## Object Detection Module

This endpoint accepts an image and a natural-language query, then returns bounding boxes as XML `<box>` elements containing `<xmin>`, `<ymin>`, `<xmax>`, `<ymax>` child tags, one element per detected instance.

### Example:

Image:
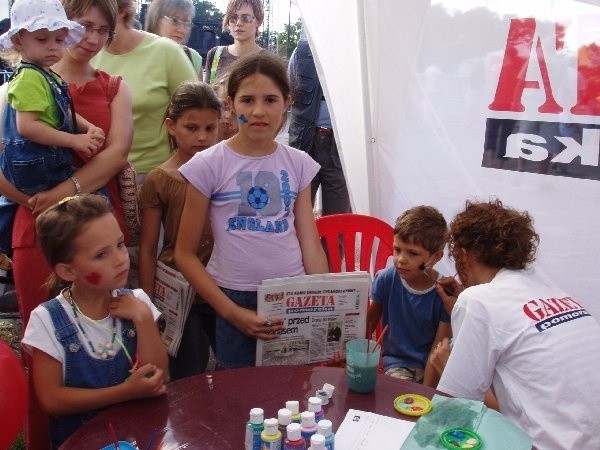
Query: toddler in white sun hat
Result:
<box><xmin>0</xmin><ymin>0</ymin><xmax>105</xmax><ymax>270</ymax></box>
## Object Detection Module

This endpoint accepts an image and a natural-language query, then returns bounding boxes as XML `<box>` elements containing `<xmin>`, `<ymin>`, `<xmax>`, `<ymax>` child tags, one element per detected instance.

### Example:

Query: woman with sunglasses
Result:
<box><xmin>144</xmin><ymin>0</ymin><xmax>203</xmax><ymax>78</ymax></box>
<box><xmin>203</xmin><ymin>0</ymin><xmax>265</xmax><ymax>84</ymax></box>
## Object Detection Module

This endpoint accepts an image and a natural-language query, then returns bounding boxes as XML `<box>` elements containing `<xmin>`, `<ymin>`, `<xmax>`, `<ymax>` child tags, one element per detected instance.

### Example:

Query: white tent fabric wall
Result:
<box><xmin>297</xmin><ymin>0</ymin><xmax>371</xmax><ymax>214</ymax></box>
<box><xmin>298</xmin><ymin>0</ymin><xmax>600</xmax><ymax>319</ymax></box>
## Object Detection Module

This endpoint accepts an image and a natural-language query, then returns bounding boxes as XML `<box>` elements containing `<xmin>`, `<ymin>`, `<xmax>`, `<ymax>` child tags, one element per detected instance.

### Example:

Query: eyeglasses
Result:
<box><xmin>162</xmin><ymin>16</ymin><xmax>192</xmax><ymax>29</ymax></box>
<box><xmin>228</xmin><ymin>13</ymin><xmax>255</xmax><ymax>24</ymax></box>
<box><xmin>79</xmin><ymin>22</ymin><xmax>113</xmax><ymax>37</ymax></box>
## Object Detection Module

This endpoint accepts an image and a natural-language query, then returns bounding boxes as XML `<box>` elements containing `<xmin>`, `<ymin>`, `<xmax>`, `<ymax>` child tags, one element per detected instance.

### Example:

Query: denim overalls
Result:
<box><xmin>0</xmin><ymin>63</ymin><xmax>75</xmax><ymax>253</ymax></box>
<box><xmin>43</xmin><ymin>289</ymin><xmax>137</xmax><ymax>448</ymax></box>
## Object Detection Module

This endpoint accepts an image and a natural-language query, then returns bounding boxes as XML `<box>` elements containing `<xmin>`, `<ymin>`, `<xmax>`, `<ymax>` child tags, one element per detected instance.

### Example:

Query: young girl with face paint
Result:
<box><xmin>139</xmin><ymin>81</ymin><xmax>220</xmax><ymax>380</ymax></box>
<box><xmin>175</xmin><ymin>52</ymin><xmax>329</xmax><ymax>369</ymax></box>
<box><xmin>21</xmin><ymin>194</ymin><xmax>168</xmax><ymax>448</ymax></box>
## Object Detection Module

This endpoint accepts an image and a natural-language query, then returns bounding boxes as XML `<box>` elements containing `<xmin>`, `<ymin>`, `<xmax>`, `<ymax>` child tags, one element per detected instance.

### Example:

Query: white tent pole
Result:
<box><xmin>356</xmin><ymin>0</ymin><xmax>376</xmax><ymax>215</ymax></box>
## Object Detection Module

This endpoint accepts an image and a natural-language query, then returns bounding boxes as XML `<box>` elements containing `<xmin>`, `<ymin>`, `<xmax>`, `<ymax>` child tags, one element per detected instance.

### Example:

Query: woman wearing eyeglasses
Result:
<box><xmin>92</xmin><ymin>0</ymin><xmax>196</xmax><ymax>179</ymax></box>
<box><xmin>204</xmin><ymin>0</ymin><xmax>265</xmax><ymax>85</ymax></box>
<box><xmin>144</xmin><ymin>0</ymin><xmax>203</xmax><ymax>78</ymax></box>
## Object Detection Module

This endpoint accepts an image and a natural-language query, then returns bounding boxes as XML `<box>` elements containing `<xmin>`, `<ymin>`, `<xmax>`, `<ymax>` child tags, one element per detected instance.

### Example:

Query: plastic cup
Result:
<box><xmin>345</xmin><ymin>338</ymin><xmax>380</xmax><ymax>393</ymax></box>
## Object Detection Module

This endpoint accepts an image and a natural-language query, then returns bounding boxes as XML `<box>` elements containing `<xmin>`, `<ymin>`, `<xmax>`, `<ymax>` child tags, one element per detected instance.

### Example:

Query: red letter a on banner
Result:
<box><xmin>489</xmin><ymin>18</ymin><xmax>562</xmax><ymax>113</ymax></box>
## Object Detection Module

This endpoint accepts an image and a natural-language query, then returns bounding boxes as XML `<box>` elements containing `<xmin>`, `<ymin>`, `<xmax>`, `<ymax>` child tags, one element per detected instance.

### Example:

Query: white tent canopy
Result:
<box><xmin>298</xmin><ymin>0</ymin><xmax>600</xmax><ymax>318</ymax></box>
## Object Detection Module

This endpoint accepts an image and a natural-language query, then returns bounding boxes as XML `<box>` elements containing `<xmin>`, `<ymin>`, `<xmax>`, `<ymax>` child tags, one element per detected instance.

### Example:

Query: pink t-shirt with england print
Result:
<box><xmin>179</xmin><ymin>141</ymin><xmax>320</xmax><ymax>291</ymax></box>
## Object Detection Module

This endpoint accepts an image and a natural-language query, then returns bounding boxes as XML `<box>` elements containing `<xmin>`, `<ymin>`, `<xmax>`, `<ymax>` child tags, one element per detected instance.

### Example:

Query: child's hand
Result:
<box><xmin>71</xmin><ymin>127</ymin><xmax>105</xmax><ymax>158</ymax></box>
<box><xmin>230</xmin><ymin>307</ymin><xmax>284</xmax><ymax>340</ymax></box>
<box><xmin>29</xmin><ymin>192</ymin><xmax>56</xmax><ymax>216</ymax></box>
<box><xmin>88</xmin><ymin>125</ymin><xmax>105</xmax><ymax>144</ymax></box>
<box><xmin>124</xmin><ymin>363</ymin><xmax>166</xmax><ymax>400</ymax></box>
<box><xmin>110</xmin><ymin>293</ymin><xmax>153</xmax><ymax>324</ymax></box>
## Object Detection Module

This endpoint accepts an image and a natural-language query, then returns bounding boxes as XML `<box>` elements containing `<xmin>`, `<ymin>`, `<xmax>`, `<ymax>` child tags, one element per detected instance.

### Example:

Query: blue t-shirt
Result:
<box><xmin>371</xmin><ymin>265</ymin><xmax>450</xmax><ymax>370</ymax></box>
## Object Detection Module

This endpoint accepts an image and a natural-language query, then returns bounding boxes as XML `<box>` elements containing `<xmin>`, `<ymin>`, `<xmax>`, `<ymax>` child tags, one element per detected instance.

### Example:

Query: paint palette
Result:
<box><xmin>393</xmin><ymin>393</ymin><xmax>432</xmax><ymax>416</ymax></box>
<box><xmin>440</xmin><ymin>428</ymin><xmax>483</xmax><ymax>449</ymax></box>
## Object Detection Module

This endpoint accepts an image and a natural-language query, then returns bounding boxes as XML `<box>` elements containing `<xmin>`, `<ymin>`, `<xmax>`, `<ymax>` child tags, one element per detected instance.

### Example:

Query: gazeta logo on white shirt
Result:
<box><xmin>522</xmin><ymin>296</ymin><xmax>591</xmax><ymax>332</ymax></box>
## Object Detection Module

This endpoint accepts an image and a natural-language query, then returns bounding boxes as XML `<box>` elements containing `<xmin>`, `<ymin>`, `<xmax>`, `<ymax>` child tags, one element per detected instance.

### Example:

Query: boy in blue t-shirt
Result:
<box><xmin>366</xmin><ymin>206</ymin><xmax>451</xmax><ymax>383</ymax></box>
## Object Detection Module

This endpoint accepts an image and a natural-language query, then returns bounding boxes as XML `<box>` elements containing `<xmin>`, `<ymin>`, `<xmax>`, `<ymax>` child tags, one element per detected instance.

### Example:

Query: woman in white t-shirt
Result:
<box><xmin>432</xmin><ymin>199</ymin><xmax>600</xmax><ymax>450</ymax></box>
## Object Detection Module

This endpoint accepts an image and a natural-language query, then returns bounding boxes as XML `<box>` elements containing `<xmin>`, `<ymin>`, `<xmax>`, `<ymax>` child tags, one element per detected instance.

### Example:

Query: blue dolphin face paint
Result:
<box><xmin>238</xmin><ymin>114</ymin><xmax>247</xmax><ymax>124</ymax></box>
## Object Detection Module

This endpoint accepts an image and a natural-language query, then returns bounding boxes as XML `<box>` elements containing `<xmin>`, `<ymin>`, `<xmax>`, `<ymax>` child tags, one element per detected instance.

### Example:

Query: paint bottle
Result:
<box><xmin>261</xmin><ymin>418</ymin><xmax>282</xmax><ymax>450</ymax></box>
<box><xmin>307</xmin><ymin>433</ymin><xmax>326</xmax><ymax>450</ymax></box>
<box><xmin>307</xmin><ymin>397</ymin><xmax>324</xmax><ymax>422</ymax></box>
<box><xmin>286</xmin><ymin>400</ymin><xmax>302</xmax><ymax>423</ymax></box>
<box><xmin>300</xmin><ymin>411</ymin><xmax>318</xmax><ymax>447</ymax></box>
<box><xmin>315</xmin><ymin>389</ymin><xmax>329</xmax><ymax>406</ymax></box>
<box><xmin>317</xmin><ymin>419</ymin><xmax>334</xmax><ymax>450</ymax></box>
<box><xmin>284</xmin><ymin>423</ymin><xmax>306</xmax><ymax>450</ymax></box>
<box><xmin>245</xmin><ymin>407</ymin><xmax>264</xmax><ymax>450</ymax></box>
<box><xmin>278</xmin><ymin>408</ymin><xmax>292</xmax><ymax>442</ymax></box>
<box><xmin>322</xmin><ymin>383</ymin><xmax>335</xmax><ymax>401</ymax></box>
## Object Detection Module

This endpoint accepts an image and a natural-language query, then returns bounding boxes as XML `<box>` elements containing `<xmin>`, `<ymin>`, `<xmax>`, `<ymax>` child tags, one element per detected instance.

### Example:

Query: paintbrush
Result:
<box><xmin>370</xmin><ymin>324</ymin><xmax>389</xmax><ymax>354</ymax></box>
<box><xmin>418</xmin><ymin>262</ymin><xmax>456</xmax><ymax>296</ymax></box>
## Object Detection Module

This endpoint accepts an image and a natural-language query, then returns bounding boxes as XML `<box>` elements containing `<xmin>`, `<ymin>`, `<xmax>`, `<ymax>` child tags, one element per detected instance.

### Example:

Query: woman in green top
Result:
<box><xmin>144</xmin><ymin>0</ymin><xmax>203</xmax><ymax>78</ymax></box>
<box><xmin>92</xmin><ymin>0</ymin><xmax>196</xmax><ymax>178</ymax></box>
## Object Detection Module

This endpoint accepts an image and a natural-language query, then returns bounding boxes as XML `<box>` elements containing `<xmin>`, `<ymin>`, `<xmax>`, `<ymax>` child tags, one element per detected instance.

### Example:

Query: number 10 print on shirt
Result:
<box><xmin>220</xmin><ymin>169</ymin><xmax>294</xmax><ymax>234</ymax></box>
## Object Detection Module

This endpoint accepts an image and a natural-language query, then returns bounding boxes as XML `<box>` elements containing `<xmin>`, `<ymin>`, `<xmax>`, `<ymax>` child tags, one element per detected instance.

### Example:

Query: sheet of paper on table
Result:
<box><xmin>335</xmin><ymin>409</ymin><xmax>415</xmax><ymax>449</ymax></box>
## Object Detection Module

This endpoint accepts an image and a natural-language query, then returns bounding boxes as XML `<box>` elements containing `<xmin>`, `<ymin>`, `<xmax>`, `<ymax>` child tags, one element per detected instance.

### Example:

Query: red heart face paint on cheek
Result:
<box><xmin>85</xmin><ymin>272</ymin><xmax>102</xmax><ymax>285</ymax></box>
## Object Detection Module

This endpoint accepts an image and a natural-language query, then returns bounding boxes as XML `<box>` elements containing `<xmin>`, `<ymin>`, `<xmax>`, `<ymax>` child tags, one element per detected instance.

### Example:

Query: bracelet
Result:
<box><xmin>70</xmin><ymin>176</ymin><xmax>82</xmax><ymax>194</ymax></box>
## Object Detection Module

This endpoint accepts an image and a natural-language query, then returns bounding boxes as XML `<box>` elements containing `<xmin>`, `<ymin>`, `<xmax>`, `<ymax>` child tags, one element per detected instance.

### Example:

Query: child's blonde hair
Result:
<box><xmin>36</xmin><ymin>194</ymin><xmax>113</xmax><ymax>296</ymax></box>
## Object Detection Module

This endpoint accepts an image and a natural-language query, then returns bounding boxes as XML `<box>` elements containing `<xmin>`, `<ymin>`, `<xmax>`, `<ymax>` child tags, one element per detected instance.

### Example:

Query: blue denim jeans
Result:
<box><xmin>43</xmin><ymin>289</ymin><xmax>137</xmax><ymax>448</ymax></box>
<box><xmin>216</xmin><ymin>288</ymin><xmax>258</xmax><ymax>369</ymax></box>
<box><xmin>169</xmin><ymin>301</ymin><xmax>216</xmax><ymax>380</ymax></box>
<box><xmin>0</xmin><ymin>63</ymin><xmax>75</xmax><ymax>253</ymax></box>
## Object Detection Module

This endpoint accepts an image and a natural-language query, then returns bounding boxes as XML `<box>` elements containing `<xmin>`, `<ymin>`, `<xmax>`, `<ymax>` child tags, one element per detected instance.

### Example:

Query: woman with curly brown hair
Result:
<box><xmin>432</xmin><ymin>199</ymin><xmax>600</xmax><ymax>450</ymax></box>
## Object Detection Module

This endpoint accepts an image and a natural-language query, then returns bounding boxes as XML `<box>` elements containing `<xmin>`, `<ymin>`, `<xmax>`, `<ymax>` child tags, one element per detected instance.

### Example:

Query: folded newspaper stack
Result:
<box><xmin>153</xmin><ymin>261</ymin><xmax>195</xmax><ymax>357</ymax></box>
<box><xmin>256</xmin><ymin>272</ymin><xmax>371</xmax><ymax>366</ymax></box>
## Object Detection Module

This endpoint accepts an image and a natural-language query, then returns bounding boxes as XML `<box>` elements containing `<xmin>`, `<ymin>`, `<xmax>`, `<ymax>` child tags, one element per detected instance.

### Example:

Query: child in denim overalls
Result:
<box><xmin>0</xmin><ymin>0</ymin><xmax>106</xmax><ymax>271</ymax></box>
<box><xmin>21</xmin><ymin>194</ymin><xmax>168</xmax><ymax>448</ymax></box>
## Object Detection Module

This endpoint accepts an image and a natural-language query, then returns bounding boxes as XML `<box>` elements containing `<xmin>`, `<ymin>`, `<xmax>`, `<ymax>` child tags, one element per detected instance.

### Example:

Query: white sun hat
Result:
<box><xmin>0</xmin><ymin>0</ymin><xmax>85</xmax><ymax>49</ymax></box>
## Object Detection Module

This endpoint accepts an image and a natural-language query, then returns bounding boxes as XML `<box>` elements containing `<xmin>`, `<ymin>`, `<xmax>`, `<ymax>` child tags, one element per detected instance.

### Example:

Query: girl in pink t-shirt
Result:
<box><xmin>176</xmin><ymin>52</ymin><xmax>328</xmax><ymax>368</ymax></box>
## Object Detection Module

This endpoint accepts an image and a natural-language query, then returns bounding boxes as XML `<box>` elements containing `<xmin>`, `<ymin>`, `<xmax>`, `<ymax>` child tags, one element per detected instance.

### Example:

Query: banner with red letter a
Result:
<box><xmin>299</xmin><ymin>0</ymin><xmax>600</xmax><ymax>317</ymax></box>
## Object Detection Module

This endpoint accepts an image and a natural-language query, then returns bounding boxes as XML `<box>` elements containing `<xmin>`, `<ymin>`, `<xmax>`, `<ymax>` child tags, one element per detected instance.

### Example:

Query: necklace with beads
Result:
<box><xmin>65</xmin><ymin>286</ymin><xmax>117</xmax><ymax>359</ymax></box>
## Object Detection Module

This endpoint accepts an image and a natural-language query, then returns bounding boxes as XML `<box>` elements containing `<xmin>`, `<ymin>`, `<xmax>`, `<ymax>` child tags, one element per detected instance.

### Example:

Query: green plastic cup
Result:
<box><xmin>346</xmin><ymin>338</ymin><xmax>380</xmax><ymax>393</ymax></box>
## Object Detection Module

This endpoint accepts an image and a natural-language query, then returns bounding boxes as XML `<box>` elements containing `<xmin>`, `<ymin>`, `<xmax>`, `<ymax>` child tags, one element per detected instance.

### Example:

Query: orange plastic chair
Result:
<box><xmin>315</xmin><ymin>213</ymin><xmax>394</xmax><ymax>337</ymax></box>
